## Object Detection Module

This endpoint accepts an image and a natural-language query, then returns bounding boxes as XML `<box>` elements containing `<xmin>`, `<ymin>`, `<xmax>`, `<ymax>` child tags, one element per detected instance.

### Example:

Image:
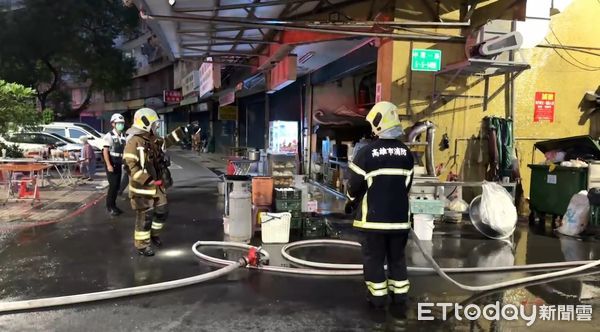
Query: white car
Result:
<box><xmin>45</xmin><ymin>132</ymin><xmax>102</xmax><ymax>161</ymax></box>
<box><xmin>41</xmin><ymin>122</ymin><xmax>106</xmax><ymax>150</ymax></box>
<box><xmin>0</xmin><ymin>132</ymin><xmax>101</xmax><ymax>160</ymax></box>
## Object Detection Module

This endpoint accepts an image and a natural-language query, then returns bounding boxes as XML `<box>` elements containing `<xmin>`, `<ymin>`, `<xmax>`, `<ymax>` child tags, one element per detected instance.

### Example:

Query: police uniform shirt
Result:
<box><xmin>103</xmin><ymin>129</ymin><xmax>126</xmax><ymax>165</ymax></box>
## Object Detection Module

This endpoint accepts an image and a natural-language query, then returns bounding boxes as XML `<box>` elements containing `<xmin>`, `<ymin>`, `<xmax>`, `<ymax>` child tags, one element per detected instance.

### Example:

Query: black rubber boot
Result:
<box><xmin>390</xmin><ymin>294</ymin><xmax>408</xmax><ymax>306</ymax></box>
<box><xmin>137</xmin><ymin>247</ymin><xmax>155</xmax><ymax>257</ymax></box>
<box><xmin>151</xmin><ymin>236</ymin><xmax>162</xmax><ymax>247</ymax></box>
<box><xmin>366</xmin><ymin>292</ymin><xmax>388</xmax><ymax>309</ymax></box>
<box><xmin>108</xmin><ymin>208</ymin><xmax>121</xmax><ymax>216</ymax></box>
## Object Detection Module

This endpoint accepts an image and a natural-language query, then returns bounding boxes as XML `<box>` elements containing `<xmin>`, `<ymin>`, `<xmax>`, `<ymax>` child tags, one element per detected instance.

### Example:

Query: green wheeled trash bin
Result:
<box><xmin>528</xmin><ymin>165</ymin><xmax>588</xmax><ymax>226</ymax></box>
<box><xmin>528</xmin><ymin>135</ymin><xmax>600</xmax><ymax>227</ymax></box>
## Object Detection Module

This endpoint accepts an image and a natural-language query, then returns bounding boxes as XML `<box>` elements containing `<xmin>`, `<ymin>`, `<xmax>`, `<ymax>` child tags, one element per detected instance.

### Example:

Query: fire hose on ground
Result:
<box><xmin>1</xmin><ymin>231</ymin><xmax>599</xmax><ymax>313</ymax></box>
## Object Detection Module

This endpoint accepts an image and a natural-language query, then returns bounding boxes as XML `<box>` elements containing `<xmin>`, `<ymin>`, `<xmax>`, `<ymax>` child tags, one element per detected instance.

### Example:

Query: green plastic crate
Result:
<box><xmin>275</xmin><ymin>208</ymin><xmax>300</xmax><ymax>219</ymax></box>
<box><xmin>290</xmin><ymin>217</ymin><xmax>302</xmax><ymax>229</ymax></box>
<box><xmin>275</xmin><ymin>188</ymin><xmax>301</xmax><ymax>200</ymax></box>
<box><xmin>302</xmin><ymin>217</ymin><xmax>327</xmax><ymax>238</ymax></box>
<box><xmin>275</xmin><ymin>199</ymin><xmax>301</xmax><ymax>211</ymax></box>
<box><xmin>410</xmin><ymin>199</ymin><xmax>444</xmax><ymax>215</ymax></box>
<box><xmin>288</xmin><ymin>209</ymin><xmax>302</xmax><ymax>219</ymax></box>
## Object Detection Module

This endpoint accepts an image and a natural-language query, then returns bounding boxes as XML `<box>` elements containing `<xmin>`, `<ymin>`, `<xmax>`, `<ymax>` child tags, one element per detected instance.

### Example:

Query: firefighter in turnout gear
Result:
<box><xmin>123</xmin><ymin>108</ymin><xmax>174</xmax><ymax>256</ymax></box>
<box><xmin>346</xmin><ymin>101</ymin><xmax>414</xmax><ymax>308</ymax></box>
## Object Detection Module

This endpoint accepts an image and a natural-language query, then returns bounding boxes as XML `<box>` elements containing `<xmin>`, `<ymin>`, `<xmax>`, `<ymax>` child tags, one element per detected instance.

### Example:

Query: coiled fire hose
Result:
<box><xmin>1</xmin><ymin>233</ymin><xmax>599</xmax><ymax>313</ymax></box>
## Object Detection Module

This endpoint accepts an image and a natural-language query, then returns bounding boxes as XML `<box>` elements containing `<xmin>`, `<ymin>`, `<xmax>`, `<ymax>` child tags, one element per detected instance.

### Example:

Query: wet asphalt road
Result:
<box><xmin>0</xmin><ymin>150</ymin><xmax>599</xmax><ymax>331</ymax></box>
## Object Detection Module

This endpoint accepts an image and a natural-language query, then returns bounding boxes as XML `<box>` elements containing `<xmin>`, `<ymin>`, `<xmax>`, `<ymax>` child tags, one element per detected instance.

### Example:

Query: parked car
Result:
<box><xmin>45</xmin><ymin>132</ymin><xmax>102</xmax><ymax>161</ymax></box>
<box><xmin>41</xmin><ymin>122</ymin><xmax>105</xmax><ymax>150</ymax></box>
<box><xmin>0</xmin><ymin>132</ymin><xmax>101</xmax><ymax>160</ymax></box>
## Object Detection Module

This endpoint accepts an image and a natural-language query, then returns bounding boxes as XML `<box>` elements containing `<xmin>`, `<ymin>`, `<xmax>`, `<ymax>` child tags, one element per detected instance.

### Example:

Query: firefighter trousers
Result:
<box><xmin>130</xmin><ymin>188</ymin><xmax>168</xmax><ymax>249</ymax></box>
<box><xmin>360</xmin><ymin>231</ymin><xmax>410</xmax><ymax>306</ymax></box>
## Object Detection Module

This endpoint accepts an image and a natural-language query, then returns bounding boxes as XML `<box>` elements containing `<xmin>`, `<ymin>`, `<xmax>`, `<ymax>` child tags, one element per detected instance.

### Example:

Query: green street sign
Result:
<box><xmin>411</xmin><ymin>49</ymin><xmax>442</xmax><ymax>72</ymax></box>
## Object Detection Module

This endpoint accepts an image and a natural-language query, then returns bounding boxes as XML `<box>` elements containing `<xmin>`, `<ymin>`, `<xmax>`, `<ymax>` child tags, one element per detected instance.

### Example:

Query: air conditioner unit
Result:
<box><xmin>465</xmin><ymin>24</ymin><xmax>523</xmax><ymax>59</ymax></box>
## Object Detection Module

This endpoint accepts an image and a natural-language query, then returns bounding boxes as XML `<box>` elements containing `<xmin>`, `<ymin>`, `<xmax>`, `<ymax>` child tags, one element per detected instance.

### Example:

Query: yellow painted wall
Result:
<box><xmin>388</xmin><ymin>0</ymin><xmax>600</xmax><ymax>200</ymax></box>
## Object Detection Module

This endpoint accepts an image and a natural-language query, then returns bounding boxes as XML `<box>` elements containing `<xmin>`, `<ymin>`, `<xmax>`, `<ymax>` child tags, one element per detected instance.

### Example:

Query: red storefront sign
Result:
<box><xmin>534</xmin><ymin>92</ymin><xmax>555</xmax><ymax>122</ymax></box>
<box><xmin>163</xmin><ymin>90</ymin><xmax>182</xmax><ymax>104</ymax></box>
<box><xmin>375</xmin><ymin>82</ymin><xmax>382</xmax><ymax>103</ymax></box>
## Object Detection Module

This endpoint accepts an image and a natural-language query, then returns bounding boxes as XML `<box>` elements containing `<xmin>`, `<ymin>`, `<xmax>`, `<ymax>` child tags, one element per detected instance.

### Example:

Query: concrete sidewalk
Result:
<box><xmin>0</xmin><ymin>176</ymin><xmax>106</xmax><ymax>225</ymax></box>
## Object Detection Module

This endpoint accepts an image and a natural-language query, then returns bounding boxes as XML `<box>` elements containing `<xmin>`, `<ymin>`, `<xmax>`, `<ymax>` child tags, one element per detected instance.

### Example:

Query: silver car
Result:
<box><xmin>0</xmin><ymin>132</ymin><xmax>101</xmax><ymax>161</ymax></box>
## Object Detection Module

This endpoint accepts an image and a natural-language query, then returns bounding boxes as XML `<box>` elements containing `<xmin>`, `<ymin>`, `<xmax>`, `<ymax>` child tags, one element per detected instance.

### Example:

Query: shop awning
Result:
<box><xmin>127</xmin><ymin>99</ymin><xmax>145</xmax><ymax>109</ymax></box>
<box><xmin>104</xmin><ymin>101</ymin><xmax>127</xmax><ymax>111</ymax></box>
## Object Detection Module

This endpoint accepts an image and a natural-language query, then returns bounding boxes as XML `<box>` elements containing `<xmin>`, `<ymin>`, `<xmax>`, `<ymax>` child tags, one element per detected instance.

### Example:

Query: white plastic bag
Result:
<box><xmin>557</xmin><ymin>191</ymin><xmax>589</xmax><ymax>236</ymax></box>
<box><xmin>480</xmin><ymin>182</ymin><xmax>517</xmax><ymax>235</ymax></box>
<box><xmin>448</xmin><ymin>198</ymin><xmax>469</xmax><ymax>212</ymax></box>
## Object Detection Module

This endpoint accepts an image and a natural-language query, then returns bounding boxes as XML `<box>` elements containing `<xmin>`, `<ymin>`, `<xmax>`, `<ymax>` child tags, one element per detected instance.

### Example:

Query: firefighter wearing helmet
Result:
<box><xmin>123</xmin><ymin>108</ymin><xmax>173</xmax><ymax>256</ymax></box>
<box><xmin>346</xmin><ymin>101</ymin><xmax>414</xmax><ymax>308</ymax></box>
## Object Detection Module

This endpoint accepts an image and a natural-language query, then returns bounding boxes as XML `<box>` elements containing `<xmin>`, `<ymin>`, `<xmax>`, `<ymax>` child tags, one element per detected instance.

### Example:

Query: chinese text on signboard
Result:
<box><xmin>534</xmin><ymin>92</ymin><xmax>555</xmax><ymax>122</ymax></box>
<box><xmin>199</xmin><ymin>57</ymin><xmax>221</xmax><ymax>97</ymax></box>
<box><xmin>219</xmin><ymin>105</ymin><xmax>237</xmax><ymax>121</ymax></box>
<box><xmin>411</xmin><ymin>49</ymin><xmax>442</xmax><ymax>72</ymax></box>
<box><xmin>163</xmin><ymin>90</ymin><xmax>182</xmax><ymax>104</ymax></box>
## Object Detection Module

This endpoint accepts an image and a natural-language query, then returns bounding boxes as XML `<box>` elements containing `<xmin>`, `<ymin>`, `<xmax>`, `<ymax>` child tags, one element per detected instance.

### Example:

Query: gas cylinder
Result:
<box><xmin>228</xmin><ymin>179</ymin><xmax>253</xmax><ymax>243</ymax></box>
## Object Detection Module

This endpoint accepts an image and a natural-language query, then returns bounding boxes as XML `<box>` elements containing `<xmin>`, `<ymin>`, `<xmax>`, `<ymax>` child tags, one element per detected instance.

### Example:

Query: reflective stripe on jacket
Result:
<box><xmin>124</xmin><ymin>132</ymin><xmax>158</xmax><ymax>197</ymax></box>
<box><xmin>346</xmin><ymin>139</ymin><xmax>414</xmax><ymax>232</ymax></box>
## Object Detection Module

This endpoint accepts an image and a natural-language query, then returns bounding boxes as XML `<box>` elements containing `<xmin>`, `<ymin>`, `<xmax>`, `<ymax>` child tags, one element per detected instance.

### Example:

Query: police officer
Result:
<box><xmin>103</xmin><ymin>113</ymin><xmax>127</xmax><ymax>216</ymax></box>
<box><xmin>346</xmin><ymin>101</ymin><xmax>414</xmax><ymax>308</ymax></box>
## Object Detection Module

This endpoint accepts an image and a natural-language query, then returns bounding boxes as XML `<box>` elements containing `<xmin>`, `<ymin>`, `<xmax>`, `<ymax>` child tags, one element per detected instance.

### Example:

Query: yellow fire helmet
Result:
<box><xmin>133</xmin><ymin>107</ymin><xmax>159</xmax><ymax>132</ymax></box>
<box><xmin>366</xmin><ymin>101</ymin><xmax>401</xmax><ymax>136</ymax></box>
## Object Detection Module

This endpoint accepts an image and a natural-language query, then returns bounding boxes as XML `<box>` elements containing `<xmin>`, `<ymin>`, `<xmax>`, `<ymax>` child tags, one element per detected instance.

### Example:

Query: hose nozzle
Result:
<box><xmin>244</xmin><ymin>246</ymin><xmax>268</xmax><ymax>267</ymax></box>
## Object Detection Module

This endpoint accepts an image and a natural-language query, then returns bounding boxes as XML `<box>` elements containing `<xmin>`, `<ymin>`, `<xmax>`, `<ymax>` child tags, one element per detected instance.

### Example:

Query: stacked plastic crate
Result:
<box><xmin>274</xmin><ymin>188</ymin><xmax>302</xmax><ymax>230</ymax></box>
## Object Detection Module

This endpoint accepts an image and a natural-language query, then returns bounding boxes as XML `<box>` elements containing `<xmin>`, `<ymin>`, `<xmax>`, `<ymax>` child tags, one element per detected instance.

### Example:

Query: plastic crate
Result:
<box><xmin>290</xmin><ymin>217</ymin><xmax>302</xmax><ymax>229</ymax></box>
<box><xmin>286</xmin><ymin>209</ymin><xmax>301</xmax><ymax>219</ymax></box>
<box><xmin>260</xmin><ymin>212</ymin><xmax>291</xmax><ymax>243</ymax></box>
<box><xmin>302</xmin><ymin>217</ymin><xmax>327</xmax><ymax>238</ymax></box>
<box><xmin>410</xmin><ymin>199</ymin><xmax>444</xmax><ymax>215</ymax></box>
<box><xmin>275</xmin><ymin>199</ymin><xmax>301</xmax><ymax>211</ymax></box>
<box><xmin>275</xmin><ymin>187</ymin><xmax>301</xmax><ymax>200</ymax></box>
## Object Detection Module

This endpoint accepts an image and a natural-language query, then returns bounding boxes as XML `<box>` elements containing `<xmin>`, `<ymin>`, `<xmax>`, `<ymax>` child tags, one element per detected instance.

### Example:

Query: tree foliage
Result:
<box><xmin>0</xmin><ymin>80</ymin><xmax>40</xmax><ymax>135</ymax></box>
<box><xmin>0</xmin><ymin>0</ymin><xmax>139</xmax><ymax>110</ymax></box>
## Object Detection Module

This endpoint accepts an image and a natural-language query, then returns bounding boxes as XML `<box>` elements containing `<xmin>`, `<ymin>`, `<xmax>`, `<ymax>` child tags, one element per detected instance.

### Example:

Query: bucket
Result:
<box><xmin>413</xmin><ymin>214</ymin><xmax>435</xmax><ymax>240</ymax></box>
<box><xmin>260</xmin><ymin>212</ymin><xmax>292</xmax><ymax>244</ymax></box>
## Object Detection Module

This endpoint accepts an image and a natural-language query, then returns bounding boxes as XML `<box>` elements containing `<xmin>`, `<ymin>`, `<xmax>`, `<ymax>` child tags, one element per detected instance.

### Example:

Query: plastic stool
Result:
<box><xmin>18</xmin><ymin>177</ymin><xmax>39</xmax><ymax>199</ymax></box>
